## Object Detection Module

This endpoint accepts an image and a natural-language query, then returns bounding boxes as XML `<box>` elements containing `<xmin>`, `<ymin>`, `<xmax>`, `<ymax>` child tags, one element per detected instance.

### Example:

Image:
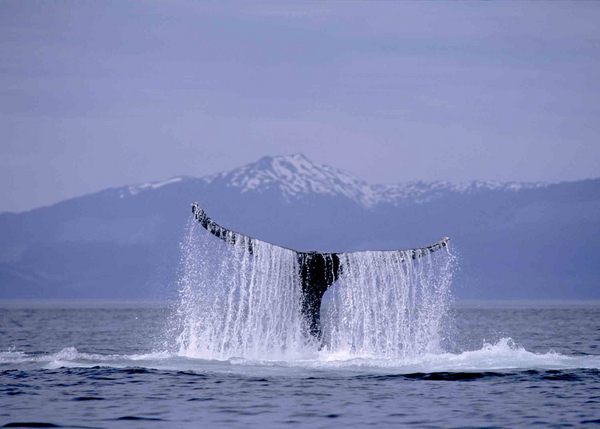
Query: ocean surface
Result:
<box><xmin>1</xmin><ymin>300</ymin><xmax>599</xmax><ymax>428</ymax></box>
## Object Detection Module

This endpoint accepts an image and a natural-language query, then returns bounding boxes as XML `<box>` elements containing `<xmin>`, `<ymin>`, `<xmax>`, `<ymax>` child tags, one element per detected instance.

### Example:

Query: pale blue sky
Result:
<box><xmin>1</xmin><ymin>1</ymin><xmax>600</xmax><ymax>212</ymax></box>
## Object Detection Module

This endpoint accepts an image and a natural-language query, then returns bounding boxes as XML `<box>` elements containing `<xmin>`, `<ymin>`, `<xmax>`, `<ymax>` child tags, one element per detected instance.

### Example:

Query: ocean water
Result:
<box><xmin>1</xmin><ymin>300</ymin><xmax>599</xmax><ymax>428</ymax></box>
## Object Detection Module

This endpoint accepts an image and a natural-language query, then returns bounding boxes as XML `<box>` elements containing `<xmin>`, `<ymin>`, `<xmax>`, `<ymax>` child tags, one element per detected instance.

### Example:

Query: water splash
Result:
<box><xmin>321</xmin><ymin>250</ymin><xmax>455</xmax><ymax>359</ymax></box>
<box><xmin>175</xmin><ymin>220</ymin><xmax>308</xmax><ymax>360</ymax></box>
<box><xmin>174</xmin><ymin>219</ymin><xmax>455</xmax><ymax>360</ymax></box>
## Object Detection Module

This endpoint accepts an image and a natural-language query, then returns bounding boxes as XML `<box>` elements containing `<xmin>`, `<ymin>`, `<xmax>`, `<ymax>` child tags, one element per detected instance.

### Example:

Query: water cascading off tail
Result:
<box><xmin>174</xmin><ymin>218</ymin><xmax>455</xmax><ymax>361</ymax></box>
<box><xmin>321</xmin><ymin>250</ymin><xmax>455</xmax><ymax>359</ymax></box>
<box><xmin>175</xmin><ymin>219</ymin><xmax>308</xmax><ymax>360</ymax></box>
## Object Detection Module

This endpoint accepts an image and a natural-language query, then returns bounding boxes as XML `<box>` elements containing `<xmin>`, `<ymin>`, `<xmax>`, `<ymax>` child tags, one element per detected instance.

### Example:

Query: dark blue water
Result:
<box><xmin>1</xmin><ymin>301</ymin><xmax>599</xmax><ymax>428</ymax></box>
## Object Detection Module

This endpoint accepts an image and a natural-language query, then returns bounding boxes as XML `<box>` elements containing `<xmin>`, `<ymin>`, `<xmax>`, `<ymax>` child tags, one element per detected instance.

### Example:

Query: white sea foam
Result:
<box><xmin>2</xmin><ymin>338</ymin><xmax>599</xmax><ymax>374</ymax></box>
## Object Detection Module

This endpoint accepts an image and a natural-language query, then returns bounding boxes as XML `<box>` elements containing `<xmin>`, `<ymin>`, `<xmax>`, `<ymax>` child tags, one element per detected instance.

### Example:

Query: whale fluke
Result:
<box><xmin>191</xmin><ymin>202</ymin><xmax>449</xmax><ymax>339</ymax></box>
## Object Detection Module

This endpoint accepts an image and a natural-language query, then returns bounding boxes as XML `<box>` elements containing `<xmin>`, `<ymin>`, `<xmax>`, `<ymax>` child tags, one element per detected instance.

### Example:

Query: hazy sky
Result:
<box><xmin>2</xmin><ymin>1</ymin><xmax>600</xmax><ymax>212</ymax></box>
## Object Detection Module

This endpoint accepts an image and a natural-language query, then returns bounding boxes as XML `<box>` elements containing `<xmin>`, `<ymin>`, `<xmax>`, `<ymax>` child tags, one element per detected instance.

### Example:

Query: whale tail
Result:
<box><xmin>191</xmin><ymin>202</ymin><xmax>449</xmax><ymax>339</ymax></box>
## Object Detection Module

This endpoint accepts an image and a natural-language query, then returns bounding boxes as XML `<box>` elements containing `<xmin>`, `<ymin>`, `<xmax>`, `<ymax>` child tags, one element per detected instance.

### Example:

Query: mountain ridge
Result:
<box><xmin>1</xmin><ymin>154</ymin><xmax>573</xmax><ymax>216</ymax></box>
<box><xmin>114</xmin><ymin>154</ymin><xmax>552</xmax><ymax>209</ymax></box>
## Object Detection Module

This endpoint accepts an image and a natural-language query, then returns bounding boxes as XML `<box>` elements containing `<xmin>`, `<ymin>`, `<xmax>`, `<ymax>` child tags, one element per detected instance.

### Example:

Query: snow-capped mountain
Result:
<box><xmin>203</xmin><ymin>154</ymin><xmax>379</xmax><ymax>206</ymax></box>
<box><xmin>0</xmin><ymin>154</ymin><xmax>598</xmax><ymax>301</ymax></box>
<box><xmin>203</xmin><ymin>154</ymin><xmax>547</xmax><ymax>206</ymax></box>
<box><xmin>118</xmin><ymin>154</ymin><xmax>547</xmax><ymax>207</ymax></box>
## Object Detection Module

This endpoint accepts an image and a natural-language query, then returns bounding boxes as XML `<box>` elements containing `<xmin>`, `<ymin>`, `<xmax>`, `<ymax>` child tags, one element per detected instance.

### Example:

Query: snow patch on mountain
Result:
<box><xmin>121</xmin><ymin>177</ymin><xmax>186</xmax><ymax>198</ymax></box>
<box><xmin>377</xmin><ymin>180</ymin><xmax>546</xmax><ymax>205</ymax></box>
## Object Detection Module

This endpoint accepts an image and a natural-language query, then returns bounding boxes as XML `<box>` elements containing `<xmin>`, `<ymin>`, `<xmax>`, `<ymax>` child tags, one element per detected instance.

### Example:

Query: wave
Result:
<box><xmin>0</xmin><ymin>347</ymin><xmax>171</xmax><ymax>369</ymax></box>
<box><xmin>2</xmin><ymin>338</ymin><xmax>599</xmax><ymax>375</ymax></box>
